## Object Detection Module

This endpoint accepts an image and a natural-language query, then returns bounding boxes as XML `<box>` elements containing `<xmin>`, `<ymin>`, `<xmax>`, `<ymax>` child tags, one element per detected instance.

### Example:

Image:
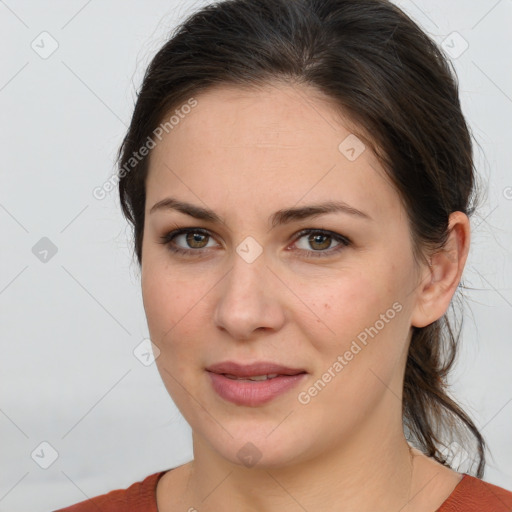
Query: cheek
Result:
<box><xmin>304</xmin><ymin>268</ymin><xmax>409</xmax><ymax>377</ymax></box>
<box><xmin>300</xmin><ymin>278</ymin><xmax>409</xmax><ymax>419</ymax></box>
<box><xmin>141</xmin><ymin>263</ymin><xmax>217</xmax><ymax>373</ymax></box>
<box><xmin>142</xmin><ymin>277</ymin><xmax>221</xmax><ymax>433</ymax></box>
<box><xmin>301</xmin><ymin>270</ymin><xmax>386</xmax><ymax>345</ymax></box>
<box><xmin>142</xmin><ymin>269</ymin><xmax>201</xmax><ymax>405</ymax></box>
<box><xmin>142</xmin><ymin>264</ymin><xmax>194</xmax><ymax>347</ymax></box>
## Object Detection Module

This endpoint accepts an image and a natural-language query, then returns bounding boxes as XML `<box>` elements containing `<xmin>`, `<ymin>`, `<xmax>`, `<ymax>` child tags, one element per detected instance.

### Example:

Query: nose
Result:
<box><xmin>213</xmin><ymin>249</ymin><xmax>286</xmax><ymax>341</ymax></box>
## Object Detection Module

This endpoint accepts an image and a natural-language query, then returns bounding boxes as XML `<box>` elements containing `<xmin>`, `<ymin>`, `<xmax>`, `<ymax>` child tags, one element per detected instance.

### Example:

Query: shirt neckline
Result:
<box><xmin>435</xmin><ymin>473</ymin><xmax>470</xmax><ymax>511</ymax></box>
<box><xmin>152</xmin><ymin>470</ymin><xmax>471</xmax><ymax>511</ymax></box>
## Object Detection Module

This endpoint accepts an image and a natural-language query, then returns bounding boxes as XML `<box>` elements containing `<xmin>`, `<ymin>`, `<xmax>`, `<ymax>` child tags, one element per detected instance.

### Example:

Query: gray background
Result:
<box><xmin>0</xmin><ymin>1</ymin><xmax>511</xmax><ymax>510</ymax></box>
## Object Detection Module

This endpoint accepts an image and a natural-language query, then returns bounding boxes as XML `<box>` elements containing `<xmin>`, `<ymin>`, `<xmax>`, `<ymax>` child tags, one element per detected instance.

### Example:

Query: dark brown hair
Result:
<box><xmin>117</xmin><ymin>0</ymin><xmax>485</xmax><ymax>476</ymax></box>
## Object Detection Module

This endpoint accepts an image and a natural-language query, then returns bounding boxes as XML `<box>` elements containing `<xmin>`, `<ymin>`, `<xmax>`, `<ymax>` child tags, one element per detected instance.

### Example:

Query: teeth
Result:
<box><xmin>224</xmin><ymin>373</ymin><xmax>279</xmax><ymax>381</ymax></box>
<box><xmin>248</xmin><ymin>374</ymin><xmax>279</xmax><ymax>381</ymax></box>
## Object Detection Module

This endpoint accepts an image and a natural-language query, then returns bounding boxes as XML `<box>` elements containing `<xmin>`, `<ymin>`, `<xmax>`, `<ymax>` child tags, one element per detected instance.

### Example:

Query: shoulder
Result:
<box><xmin>438</xmin><ymin>474</ymin><xmax>512</xmax><ymax>511</ymax></box>
<box><xmin>53</xmin><ymin>471</ymin><xmax>168</xmax><ymax>512</ymax></box>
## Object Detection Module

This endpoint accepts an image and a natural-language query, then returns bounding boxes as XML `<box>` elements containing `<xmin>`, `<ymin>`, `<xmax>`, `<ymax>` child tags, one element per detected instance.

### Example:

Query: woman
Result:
<box><xmin>56</xmin><ymin>0</ymin><xmax>512</xmax><ymax>510</ymax></box>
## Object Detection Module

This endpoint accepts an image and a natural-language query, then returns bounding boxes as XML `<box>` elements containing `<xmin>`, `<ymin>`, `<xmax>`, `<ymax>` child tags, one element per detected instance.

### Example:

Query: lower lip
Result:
<box><xmin>207</xmin><ymin>371</ymin><xmax>307</xmax><ymax>406</ymax></box>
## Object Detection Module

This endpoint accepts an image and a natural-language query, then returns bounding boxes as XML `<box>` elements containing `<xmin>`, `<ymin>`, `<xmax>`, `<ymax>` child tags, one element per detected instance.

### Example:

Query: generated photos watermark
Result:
<box><xmin>297</xmin><ymin>301</ymin><xmax>403</xmax><ymax>404</ymax></box>
<box><xmin>92</xmin><ymin>97</ymin><xmax>198</xmax><ymax>200</ymax></box>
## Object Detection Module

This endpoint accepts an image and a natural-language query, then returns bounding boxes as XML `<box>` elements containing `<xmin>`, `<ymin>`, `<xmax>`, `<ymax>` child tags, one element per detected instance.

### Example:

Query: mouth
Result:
<box><xmin>205</xmin><ymin>361</ymin><xmax>308</xmax><ymax>406</ymax></box>
<box><xmin>221</xmin><ymin>373</ymin><xmax>290</xmax><ymax>381</ymax></box>
<box><xmin>205</xmin><ymin>360</ymin><xmax>307</xmax><ymax>378</ymax></box>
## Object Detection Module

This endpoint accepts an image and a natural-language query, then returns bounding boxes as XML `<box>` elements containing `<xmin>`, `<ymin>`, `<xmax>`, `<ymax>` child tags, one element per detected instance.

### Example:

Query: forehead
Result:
<box><xmin>146</xmin><ymin>82</ymin><xmax>402</xmax><ymax>224</ymax></box>
<box><xmin>157</xmin><ymin>82</ymin><xmax>363</xmax><ymax>154</ymax></box>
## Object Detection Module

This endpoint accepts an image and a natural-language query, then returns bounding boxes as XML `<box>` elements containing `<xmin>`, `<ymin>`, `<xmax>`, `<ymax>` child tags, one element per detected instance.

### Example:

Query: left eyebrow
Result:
<box><xmin>148</xmin><ymin>197</ymin><xmax>372</xmax><ymax>227</ymax></box>
<box><xmin>270</xmin><ymin>200</ymin><xmax>372</xmax><ymax>228</ymax></box>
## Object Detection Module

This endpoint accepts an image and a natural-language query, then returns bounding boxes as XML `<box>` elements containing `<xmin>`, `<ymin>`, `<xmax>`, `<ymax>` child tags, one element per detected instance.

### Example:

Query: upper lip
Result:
<box><xmin>206</xmin><ymin>361</ymin><xmax>307</xmax><ymax>377</ymax></box>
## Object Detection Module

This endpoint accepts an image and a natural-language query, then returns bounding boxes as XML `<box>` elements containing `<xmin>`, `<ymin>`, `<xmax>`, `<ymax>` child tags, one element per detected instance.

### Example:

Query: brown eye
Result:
<box><xmin>159</xmin><ymin>228</ymin><xmax>218</xmax><ymax>256</ymax></box>
<box><xmin>292</xmin><ymin>229</ymin><xmax>351</xmax><ymax>258</ymax></box>
<box><xmin>185</xmin><ymin>231</ymin><xmax>209</xmax><ymax>249</ymax></box>
<box><xmin>307</xmin><ymin>233</ymin><xmax>332</xmax><ymax>251</ymax></box>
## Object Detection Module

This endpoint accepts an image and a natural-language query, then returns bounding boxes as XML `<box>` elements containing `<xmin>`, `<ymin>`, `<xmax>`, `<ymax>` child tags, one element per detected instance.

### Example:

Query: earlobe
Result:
<box><xmin>411</xmin><ymin>211</ymin><xmax>470</xmax><ymax>328</ymax></box>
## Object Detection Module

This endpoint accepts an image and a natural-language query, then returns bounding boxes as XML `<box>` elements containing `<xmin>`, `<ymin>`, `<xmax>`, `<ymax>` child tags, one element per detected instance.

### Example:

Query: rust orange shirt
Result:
<box><xmin>54</xmin><ymin>471</ymin><xmax>512</xmax><ymax>511</ymax></box>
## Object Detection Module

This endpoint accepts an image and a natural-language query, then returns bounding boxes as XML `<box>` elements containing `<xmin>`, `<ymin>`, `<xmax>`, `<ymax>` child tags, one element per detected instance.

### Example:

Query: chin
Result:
<box><xmin>202</xmin><ymin>428</ymin><xmax>313</xmax><ymax>470</ymax></box>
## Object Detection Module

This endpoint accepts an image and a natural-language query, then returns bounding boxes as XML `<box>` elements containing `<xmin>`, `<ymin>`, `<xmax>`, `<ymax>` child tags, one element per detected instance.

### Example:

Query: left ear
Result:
<box><xmin>410</xmin><ymin>211</ymin><xmax>470</xmax><ymax>328</ymax></box>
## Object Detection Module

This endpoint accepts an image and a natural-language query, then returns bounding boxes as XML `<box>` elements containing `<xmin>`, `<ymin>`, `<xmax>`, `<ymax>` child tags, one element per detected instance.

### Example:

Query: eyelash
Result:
<box><xmin>158</xmin><ymin>227</ymin><xmax>351</xmax><ymax>259</ymax></box>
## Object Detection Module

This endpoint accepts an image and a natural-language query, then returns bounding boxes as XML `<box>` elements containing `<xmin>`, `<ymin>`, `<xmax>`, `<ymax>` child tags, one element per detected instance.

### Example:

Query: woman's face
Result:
<box><xmin>141</xmin><ymin>82</ymin><xmax>427</xmax><ymax>468</ymax></box>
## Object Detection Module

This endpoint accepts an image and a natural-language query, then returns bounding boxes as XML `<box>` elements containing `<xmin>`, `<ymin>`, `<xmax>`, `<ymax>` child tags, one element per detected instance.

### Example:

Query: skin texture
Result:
<box><xmin>141</xmin><ymin>82</ymin><xmax>469</xmax><ymax>512</ymax></box>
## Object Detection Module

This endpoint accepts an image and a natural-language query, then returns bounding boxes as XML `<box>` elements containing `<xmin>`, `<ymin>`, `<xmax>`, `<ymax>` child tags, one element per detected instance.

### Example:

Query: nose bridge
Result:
<box><xmin>223</xmin><ymin>232</ymin><xmax>267</xmax><ymax>292</ymax></box>
<box><xmin>222</xmin><ymin>242</ymin><xmax>269</xmax><ymax>309</ymax></box>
